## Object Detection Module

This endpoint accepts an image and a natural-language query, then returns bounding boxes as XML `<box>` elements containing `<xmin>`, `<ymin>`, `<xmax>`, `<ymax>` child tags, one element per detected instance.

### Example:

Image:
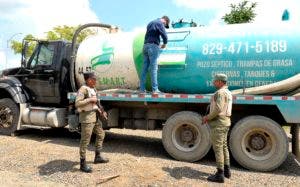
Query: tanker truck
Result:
<box><xmin>0</xmin><ymin>21</ymin><xmax>299</xmax><ymax>172</ymax></box>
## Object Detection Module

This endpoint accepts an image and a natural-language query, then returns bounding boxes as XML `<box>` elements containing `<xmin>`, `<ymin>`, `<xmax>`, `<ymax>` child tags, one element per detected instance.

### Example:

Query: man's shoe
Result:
<box><xmin>207</xmin><ymin>168</ymin><xmax>224</xmax><ymax>183</ymax></box>
<box><xmin>80</xmin><ymin>158</ymin><xmax>92</xmax><ymax>173</ymax></box>
<box><xmin>94</xmin><ymin>151</ymin><xmax>109</xmax><ymax>164</ymax></box>
<box><xmin>152</xmin><ymin>90</ymin><xmax>162</xmax><ymax>94</ymax></box>
<box><xmin>224</xmin><ymin>165</ymin><xmax>231</xmax><ymax>178</ymax></box>
<box><xmin>139</xmin><ymin>90</ymin><xmax>147</xmax><ymax>94</ymax></box>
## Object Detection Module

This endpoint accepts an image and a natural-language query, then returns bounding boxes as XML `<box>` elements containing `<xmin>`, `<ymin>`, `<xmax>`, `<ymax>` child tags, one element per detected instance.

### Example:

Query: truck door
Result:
<box><xmin>23</xmin><ymin>42</ymin><xmax>57</xmax><ymax>103</ymax></box>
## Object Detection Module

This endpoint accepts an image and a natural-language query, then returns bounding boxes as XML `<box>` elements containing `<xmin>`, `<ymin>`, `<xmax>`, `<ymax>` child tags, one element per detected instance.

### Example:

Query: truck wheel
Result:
<box><xmin>229</xmin><ymin>115</ymin><xmax>288</xmax><ymax>171</ymax></box>
<box><xmin>0</xmin><ymin>98</ymin><xmax>19</xmax><ymax>136</ymax></box>
<box><xmin>162</xmin><ymin>111</ymin><xmax>211</xmax><ymax>162</ymax></box>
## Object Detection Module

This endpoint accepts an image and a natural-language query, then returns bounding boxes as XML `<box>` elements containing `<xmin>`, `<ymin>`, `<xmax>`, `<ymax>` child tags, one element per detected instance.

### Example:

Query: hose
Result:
<box><xmin>70</xmin><ymin>23</ymin><xmax>112</xmax><ymax>92</ymax></box>
<box><xmin>286</xmin><ymin>87</ymin><xmax>300</xmax><ymax>96</ymax></box>
<box><xmin>293</xmin><ymin>93</ymin><xmax>300</xmax><ymax>96</ymax></box>
<box><xmin>231</xmin><ymin>73</ymin><xmax>300</xmax><ymax>95</ymax></box>
<box><xmin>99</xmin><ymin>89</ymin><xmax>140</xmax><ymax>94</ymax></box>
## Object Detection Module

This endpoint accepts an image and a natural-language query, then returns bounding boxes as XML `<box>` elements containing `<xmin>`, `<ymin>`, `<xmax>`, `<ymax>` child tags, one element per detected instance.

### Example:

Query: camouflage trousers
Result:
<box><xmin>210</xmin><ymin>124</ymin><xmax>230</xmax><ymax>169</ymax></box>
<box><xmin>80</xmin><ymin>121</ymin><xmax>105</xmax><ymax>159</ymax></box>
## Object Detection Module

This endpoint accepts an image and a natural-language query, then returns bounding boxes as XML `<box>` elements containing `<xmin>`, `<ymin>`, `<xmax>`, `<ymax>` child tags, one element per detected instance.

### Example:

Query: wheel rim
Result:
<box><xmin>171</xmin><ymin>123</ymin><xmax>201</xmax><ymax>152</ymax></box>
<box><xmin>241</xmin><ymin>128</ymin><xmax>276</xmax><ymax>161</ymax></box>
<box><xmin>0</xmin><ymin>106</ymin><xmax>13</xmax><ymax>128</ymax></box>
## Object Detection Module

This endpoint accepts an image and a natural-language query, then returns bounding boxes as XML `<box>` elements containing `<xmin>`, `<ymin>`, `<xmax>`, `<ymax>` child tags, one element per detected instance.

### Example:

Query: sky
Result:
<box><xmin>0</xmin><ymin>0</ymin><xmax>299</xmax><ymax>70</ymax></box>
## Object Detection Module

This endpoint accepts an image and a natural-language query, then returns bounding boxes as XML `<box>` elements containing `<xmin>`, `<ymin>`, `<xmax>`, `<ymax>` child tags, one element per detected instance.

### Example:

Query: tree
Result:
<box><xmin>10</xmin><ymin>25</ymin><xmax>96</xmax><ymax>55</ymax></box>
<box><xmin>222</xmin><ymin>0</ymin><xmax>257</xmax><ymax>24</ymax></box>
<box><xmin>45</xmin><ymin>25</ymin><xmax>95</xmax><ymax>42</ymax></box>
<box><xmin>10</xmin><ymin>34</ymin><xmax>35</xmax><ymax>57</ymax></box>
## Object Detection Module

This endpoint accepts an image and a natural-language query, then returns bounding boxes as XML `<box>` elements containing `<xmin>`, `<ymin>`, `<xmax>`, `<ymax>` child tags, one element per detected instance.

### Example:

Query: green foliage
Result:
<box><xmin>222</xmin><ymin>0</ymin><xmax>257</xmax><ymax>24</ymax></box>
<box><xmin>11</xmin><ymin>34</ymin><xmax>35</xmax><ymax>57</ymax></box>
<box><xmin>45</xmin><ymin>25</ymin><xmax>96</xmax><ymax>43</ymax></box>
<box><xmin>10</xmin><ymin>25</ymin><xmax>96</xmax><ymax>55</ymax></box>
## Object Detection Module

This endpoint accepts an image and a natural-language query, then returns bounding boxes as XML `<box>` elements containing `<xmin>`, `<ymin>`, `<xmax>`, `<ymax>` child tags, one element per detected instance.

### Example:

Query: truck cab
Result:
<box><xmin>2</xmin><ymin>40</ymin><xmax>71</xmax><ymax>106</ymax></box>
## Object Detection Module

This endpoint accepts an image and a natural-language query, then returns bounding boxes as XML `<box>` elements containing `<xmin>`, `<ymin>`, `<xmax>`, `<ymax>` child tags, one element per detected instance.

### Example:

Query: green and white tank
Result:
<box><xmin>75</xmin><ymin>22</ymin><xmax>300</xmax><ymax>95</ymax></box>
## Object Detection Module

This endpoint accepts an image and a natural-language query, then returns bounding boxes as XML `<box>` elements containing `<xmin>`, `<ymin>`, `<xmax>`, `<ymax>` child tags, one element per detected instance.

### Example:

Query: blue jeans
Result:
<box><xmin>140</xmin><ymin>43</ymin><xmax>159</xmax><ymax>92</ymax></box>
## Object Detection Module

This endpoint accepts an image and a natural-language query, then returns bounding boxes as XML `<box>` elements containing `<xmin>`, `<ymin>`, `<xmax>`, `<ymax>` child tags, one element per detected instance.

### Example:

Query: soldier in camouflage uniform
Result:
<box><xmin>202</xmin><ymin>74</ymin><xmax>232</xmax><ymax>183</ymax></box>
<box><xmin>75</xmin><ymin>72</ymin><xmax>109</xmax><ymax>173</ymax></box>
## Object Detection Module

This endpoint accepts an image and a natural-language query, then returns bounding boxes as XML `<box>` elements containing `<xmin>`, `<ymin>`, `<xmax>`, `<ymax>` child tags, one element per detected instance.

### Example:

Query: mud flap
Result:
<box><xmin>68</xmin><ymin>114</ymin><xmax>79</xmax><ymax>132</ymax></box>
<box><xmin>291</xmin><ymin>124</ymin><xmax>300</xmax><ymax>161</ymax></box>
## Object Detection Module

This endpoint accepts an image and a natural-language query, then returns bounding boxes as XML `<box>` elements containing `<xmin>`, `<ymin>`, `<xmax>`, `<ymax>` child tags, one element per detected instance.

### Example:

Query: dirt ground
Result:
<box><xmin>0</xmin><ymin>128</ymin><xmax>299</xmax><ymax>187</ymax></box>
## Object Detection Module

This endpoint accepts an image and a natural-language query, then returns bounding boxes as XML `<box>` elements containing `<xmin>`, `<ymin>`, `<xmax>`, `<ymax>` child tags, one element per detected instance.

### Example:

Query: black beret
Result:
<box><xmin>83</xmin><ymin>72</ymin><xmax>96</xmax><ymax>80</ymax></box>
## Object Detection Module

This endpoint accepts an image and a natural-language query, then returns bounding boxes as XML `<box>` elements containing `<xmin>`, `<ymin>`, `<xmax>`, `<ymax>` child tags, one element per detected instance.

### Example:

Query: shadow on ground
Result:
<box><xmin>162</xmin><ymin>166</ymin><xmax>210</xmax><ymax>181</ymax></box>
<box><xmin>38</xmin><ymin>159</ymin><xmax>78</xmax><ymax>175</ymax></box>
<box><xmin>14</xmin><ymin>128</ymin><xmax>300</xmax><ymax>177</ymax></box>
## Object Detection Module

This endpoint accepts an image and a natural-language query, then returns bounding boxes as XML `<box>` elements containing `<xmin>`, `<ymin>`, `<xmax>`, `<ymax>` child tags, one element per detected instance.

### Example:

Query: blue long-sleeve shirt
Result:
<box><xmin>144</xmin><ymin>18</ymin><xmax>168</xmax><ymax>45</ymax></box>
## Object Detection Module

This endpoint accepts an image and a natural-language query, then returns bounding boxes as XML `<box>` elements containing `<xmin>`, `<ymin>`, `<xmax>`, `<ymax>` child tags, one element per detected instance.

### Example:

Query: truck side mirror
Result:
<box><xmin>21</xmin><ymin>41</ymin><xmax>29</xmax><ymax>67</ymax></box>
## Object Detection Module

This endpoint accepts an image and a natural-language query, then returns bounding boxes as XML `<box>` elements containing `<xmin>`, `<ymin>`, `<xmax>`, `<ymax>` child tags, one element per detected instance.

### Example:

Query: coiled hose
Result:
<box><xmin>231</xmin><ymin>73</ymin><xmax>300</xmax><ymax>96</ymax></box>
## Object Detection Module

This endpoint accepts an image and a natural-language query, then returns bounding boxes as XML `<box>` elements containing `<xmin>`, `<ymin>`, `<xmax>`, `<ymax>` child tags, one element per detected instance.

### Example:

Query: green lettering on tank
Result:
<box><xmin>91</xmin><ymin>41</ymin><xmax>114</xmax><ymax>70</ymax></box>
<box><xmin>98</xmin><ymin>77</ymin><xmax>126</xmax><ymax>86</ymax></box>
<box><xmin>132</xmin><ymin>32</ymin><xmax>151</xmax><ymax>89</ymax></box>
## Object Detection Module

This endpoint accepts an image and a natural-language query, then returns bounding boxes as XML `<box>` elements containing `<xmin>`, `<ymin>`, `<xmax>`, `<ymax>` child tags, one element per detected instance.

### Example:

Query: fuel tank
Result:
<box><xmin>75</xmin><ymin>22</ymin><xmax>300</xmax><ymax>94</ymax></box>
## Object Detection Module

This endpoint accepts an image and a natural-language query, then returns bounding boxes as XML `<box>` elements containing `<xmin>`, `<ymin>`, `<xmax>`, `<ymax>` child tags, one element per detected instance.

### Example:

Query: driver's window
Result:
<box><xmin>31</xmin><ymin>44</ymin><xmax>55</xmax><ymax>68</ymax></box>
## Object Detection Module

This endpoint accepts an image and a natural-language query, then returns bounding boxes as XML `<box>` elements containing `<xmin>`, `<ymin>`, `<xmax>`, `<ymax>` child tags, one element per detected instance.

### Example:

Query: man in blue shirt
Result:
<box><xmin>140</xmin><ymin>16</ymin><xmax>169</xmax><ymax>93</ymax></box>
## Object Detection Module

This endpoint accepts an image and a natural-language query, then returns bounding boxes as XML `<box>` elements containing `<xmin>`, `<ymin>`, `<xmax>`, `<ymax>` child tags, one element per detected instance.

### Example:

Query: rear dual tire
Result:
<box><xmin>162</xmin><ymin>111</ymin><xmax>211</xmax><ymax>162</ymax></box>
<box><xmin>230</xmin><ymin>115</ymin><xmax>288</xmax><ymax>171</ymax></box>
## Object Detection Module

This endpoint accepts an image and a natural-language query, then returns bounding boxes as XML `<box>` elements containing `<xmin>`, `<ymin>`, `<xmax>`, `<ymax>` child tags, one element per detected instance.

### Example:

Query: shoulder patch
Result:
<box><xmin>77</xmin><ymin>86</ymin><xmax>88</xmax><ymax>96</ymax></box>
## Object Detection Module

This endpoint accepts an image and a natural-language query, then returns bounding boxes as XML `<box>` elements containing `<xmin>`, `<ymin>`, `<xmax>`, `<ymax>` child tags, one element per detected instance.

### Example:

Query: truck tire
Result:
<box><xmin>162</xmin><ymin>111</ymin><xmax>211</xmax><ymax>162</ymax></box>
<box><xmin>0</xmin><ymin>98</ymin><xmax>19</xmax><ymax>136</ymax></box>
<box><xmin>229</xmin><ymin>115</ymin><xmax>288</xmax><ymax>171</ymax></box>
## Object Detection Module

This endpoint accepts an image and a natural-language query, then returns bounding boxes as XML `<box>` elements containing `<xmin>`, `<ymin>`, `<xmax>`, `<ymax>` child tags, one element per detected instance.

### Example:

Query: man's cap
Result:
<box><xmin>214</xmin><ymin>73</ymin><xmax>228</xmax><ymax>82</ymax></box>
<box><xmin>83</xmin><ymin>72</ymin><xmax>96</xmax><ymax>80</ymax></box>
<box><xmin>162</xmin><ymin>15</ymin><xmax>170</xmax><ymax>29</ymax></box>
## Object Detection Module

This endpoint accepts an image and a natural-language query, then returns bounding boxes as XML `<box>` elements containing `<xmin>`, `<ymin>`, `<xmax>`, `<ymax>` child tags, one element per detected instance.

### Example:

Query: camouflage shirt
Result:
<box><xmin>75</xmin><ymin>85</ymin><xmax>99</xmax><ymax>123</ymax></box>
<box><xmin>207</xmin><ymin>86</ymin><xmax>232</xmax><ymax>127</ymax></box>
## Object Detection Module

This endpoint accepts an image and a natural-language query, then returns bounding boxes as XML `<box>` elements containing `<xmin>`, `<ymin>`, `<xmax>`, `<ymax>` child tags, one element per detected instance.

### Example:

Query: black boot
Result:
<box><xmin>224</xmin><ymin>165</ymin><xmax>231</xmax><ymax>179</ymax></box>
<box><xmin>80</xmin><ymin>158</ymin><xmax>92</xmax><ymax>173</ymax></box>
<box><xmin>94</xmin><ymin>151</ymin><xmax>109</xmax><ymax>164</ymax></box>
<box><xmin>207</xmin><ymin>168</ymin><xmax>224</xmax><ymax>183</ymax></box>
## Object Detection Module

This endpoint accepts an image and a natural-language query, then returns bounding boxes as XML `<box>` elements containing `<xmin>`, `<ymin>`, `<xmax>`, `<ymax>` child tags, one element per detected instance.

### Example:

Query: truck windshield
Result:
<box><xmin>30</xmin><ymin>44</ymin><xmax>55</xmax><ymax>68</ymax></box>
